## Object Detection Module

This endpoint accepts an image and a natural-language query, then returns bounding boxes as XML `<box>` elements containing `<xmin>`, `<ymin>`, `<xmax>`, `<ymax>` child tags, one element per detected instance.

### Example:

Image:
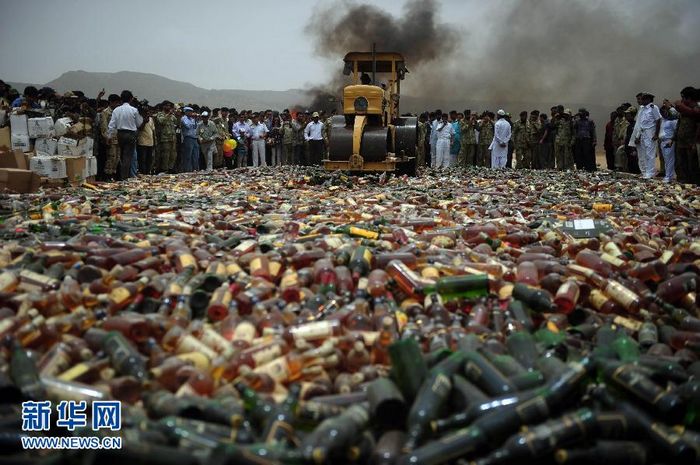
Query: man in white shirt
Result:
<box><xmin>232</xmin><ymin>113</ymin><xmax>250</xmax><ymax>168</ymax></box>
<box><xmin>107</xmin><ymin>90</ymin><xmax>143</xmax><ymax>180</ymax></box>
<box><xmin>249</xmin><ymin>113</ymin><xmax>268</xmax><ymax>167</ymax></box>
<box><xmin>489</xmin><ymin>109</ymin><xmax>512</xmax><ymax>169</ymax></box>
<box><xmin>629</xmin><ymin>92</ymin><xmax>662</xmax><ymax>178</ymax></box>
<box><xmin>434</xmin><ymin>112</ymin><xmax>454</xmax><ymax>168</ymax></box>
<box><xmin>304</xmin><ymin>112</ymin><xmax>324</xmax><ymax>165</ymax></box>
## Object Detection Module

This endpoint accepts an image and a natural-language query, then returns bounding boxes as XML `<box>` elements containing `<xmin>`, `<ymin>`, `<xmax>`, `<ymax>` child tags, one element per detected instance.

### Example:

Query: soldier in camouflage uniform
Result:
<box><xmin>512</xmin><ymin>111</ymin><xmax>531</xmax><ymax>169</ymax></box>
<box><xmin>100</xmin><ymin>94</ymin><xmax>120</xmax><ymax>179</ymax></box>
<box><xmin>555</xmin><ymin>109</ymin><xmax>575</xmax><ymax>170</ymax></box>
<box><xmin>279</xmin><ymin>114</ymin><xmax>295</xmax><ymax>165</ymax></box>
<box><xmin>154</xmin><ymin>101</ymin><xmax>178</xmax><ymax>173</ymax></box>
<box><xmin>212</xmin><ymin>108</ymin><xmax>230</xmax><ymax>169</ymax></box>
<box><xmin>528</xmin><ymin>111</ymin><xmax>542</xmax><ymax>169</ymax></box>
<box><xmin>477</xmin><ymin>113</ymin><xmax>494</xmax><ymax>168</ymax></box>
<box><xmin>613</xmin><ymin>107</ymin><xmax>629</xmax><ymax>171</ymax></box>
<box><xmin>323</xmin><ymin>110</ymin><xmax>335</xmax><ymax>159</ymax></box>
<box><xmin>459</xmin><ymin>112</ymin><xmax>477</xmax><ymax>168</ymax></box>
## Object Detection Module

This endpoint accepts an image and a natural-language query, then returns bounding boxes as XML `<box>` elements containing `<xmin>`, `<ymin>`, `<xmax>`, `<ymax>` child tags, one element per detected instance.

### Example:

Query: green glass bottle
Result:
<box><xmin>102</xmin><ymin>331</ymin><xmax>148</xmax><ymax>383</ymax></box>
<box><xmin>301</xmin><ymin>404</ymin><xmax>369</xmax><ymax>464</ymax></box>
<box><xmin>422</xmin><ymin>274</ymin><xmax>489</xmax><ymax>300</ymax></box>
<box><xmin>389</xmin><ymin>338</ymin><xmax>428</xmax><ymax>402</ymax></box>
<box><xmin>10</xmin><ymin>339</ymin><xmax>47</xmax><ymax>400</ymax></box>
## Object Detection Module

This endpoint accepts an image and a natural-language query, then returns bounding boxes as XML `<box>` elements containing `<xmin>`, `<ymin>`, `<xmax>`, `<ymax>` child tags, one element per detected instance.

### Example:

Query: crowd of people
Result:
<box><xmin>1</xmin><ymin>81</ymin><xmax>698</xmax><ymax>185</ymax></box>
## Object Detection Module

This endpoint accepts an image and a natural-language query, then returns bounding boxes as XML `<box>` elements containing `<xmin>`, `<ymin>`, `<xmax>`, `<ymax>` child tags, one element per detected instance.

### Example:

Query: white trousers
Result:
<box><xmin>430</xmin><ymin>141</ymin><xmax>437</xmax><ymax>167</ymax></box>
<box><xmin>252</xmin><ymin>140</ymin><xmax>267</xmax><ymax>167</ymax></box>
<box><xmin>660</xmin><ymin>140</ymin><xmax>675</xmax><ymax>181</ymax></box>
<box><xmin>637</xmin><ymin>128</ymin><xmax>656</xmax><ymax>178</ymax></box>
<box><xmin>491</xmin><ymin>145</ymin><xmax>508</xmax><ymax>168</ymax></box>
<box><xmin>436</xmin><ymin>139</ymin><xmax>451</xmax><ymax>168</ymax></box>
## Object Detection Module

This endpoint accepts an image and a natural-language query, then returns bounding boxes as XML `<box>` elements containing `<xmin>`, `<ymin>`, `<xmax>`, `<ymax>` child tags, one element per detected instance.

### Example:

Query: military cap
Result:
<box><xmin>312</xmin><ymin>112</ymin><xmax>320</xmax><ymax>117</ymax></box>
<box><xmin>497</xmin><ymin>109</ymin><xmax>506</xmax><ymax>116</ymax></box>
<box><xmin>564</xmin><ymin>108</ymin><xmax>573</xmax><ymax>116</ymax></box>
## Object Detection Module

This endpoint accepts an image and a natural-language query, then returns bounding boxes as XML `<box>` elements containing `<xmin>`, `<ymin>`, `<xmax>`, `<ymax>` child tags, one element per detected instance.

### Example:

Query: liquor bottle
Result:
<box><xmin>471</xmin><ymin>408</ymin><xmax>599</xmax><ymax>465</ymax></box>
<box><xmin>403</xmin><ymin>352</ymin><xmax>466</xmax><ymax>451</ymax></box>
<box><xmin>403</xmin><ymin>358</ymin><xmax>593</xmax><ymax>465</ymax></box>
<box><xmin>511</xmin><ymin>283</ymin><xmax>555</xmax><ymax>313</ymax></box>
<box><xmin>449</xmin><ymin>375</ymin><xmax>488</xmax><ymax>412</ymax></box>
<box><xmin>507</xmin><ymin>299</ymin><xmax>534</xmax><ymax>332</ymax></box>
<box><xmin>207</xmin><ymin>282</ymin><xmax>234</xmax><ymax>322</ymax></box>
<box><xmin>102</xmin><ymin>313</ymin><xmax>150</xmax><ymax>343</ymax></box>
<box><xmin>162</xmin><ymin>325</ymin><xmax>218</xmax><ymax>361</ymax></box>
<box><xmin>601</xmin><ymin>360</ymin><xmax>684</xmax><ymax>422</ymax></box>
<box><xmin>553</xmin><ymin>279</ymin><xmax>580</xmax><ymax>314</ymax></box>
<box><xmin>371</xmin><ymin>430</ymin><xmax>406</xmax><ymax>465</ymax></box>
<box><xmin>387</xmin><ymin>260</ymin><xmax>430</xmax><ymax>298</ymax></box>
<box><xmin>262</xmin><ymin>383</ymin><xmax>302</xmax><ymax>445</ymax></box>
<box><xmin>505</xmin><ymin>331</ymin><xmax>539</xmax><ymax>370</ymax></box>
<box><xmin>463</xmin><ymin>350</ymin><xmax>516</xmax><ymax>396</ymax></box>
<box><xmin>388</xmin><ymin>338</ymin><xmax>428</xmax><ymax>402</ymax></box>
<box><xmin>10</xmin><ymin>339</ymin><xmax>47</xmax><ymax>400</ymax></box>
<box><xmin>367</xmin><ymin>377</ymin><xmax>407</xmax><ymax>431</ymax></box>
<box><xmin>313</xmin><ymin>258</ymin><xmax>338</xmax><ymax>294</ymax></box>
<box><xmin>101</xmin><ymin>331</ymin><xmax>148</xmax><ymax>382</ymax></box>
<box><xmin>301</xmin><ymin>404</ymin><xmax>370</xmax><ymax>464</ymax></box>
<box><xmin>554</xmin><ymin>440</ymin><xmax>650</xmax><ymax>465</ymax></box>
<box><xmin>592</xmin><ymin>386</ymin><xmax>696</xmax><ymax>464</ymax></box>
<box><xmin>349</xmin><ymin>246</ymin><xmax>373</xmax><ymax>278</ymax></box>
<box><xmin>422</xmin><ymin>275</ymin><xmax>489</xmax><ymax>300</ymax></box>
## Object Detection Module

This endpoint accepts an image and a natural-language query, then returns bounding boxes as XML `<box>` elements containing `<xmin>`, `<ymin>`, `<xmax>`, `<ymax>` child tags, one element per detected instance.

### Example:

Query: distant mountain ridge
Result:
<box><xmin>11</xmin><ymin>70</ymin><xmax>308</xmax><ymax>110</ymax></box>
<box><xmin>7</xmin><ymin>70</ymin><xmax>613</xmax><ymax>127</ymax></box>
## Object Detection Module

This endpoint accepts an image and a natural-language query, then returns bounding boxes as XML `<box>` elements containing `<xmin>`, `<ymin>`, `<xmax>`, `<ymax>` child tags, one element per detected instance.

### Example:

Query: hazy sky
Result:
<box><xmin>1</xmin><ymin>0</ymin><xmax>698</xmax><ymax>105</ymax></box>
<box><xmin>1</xmin><ymin>0</ymin><xmax>465</xmax><ymax>90</ymax></box>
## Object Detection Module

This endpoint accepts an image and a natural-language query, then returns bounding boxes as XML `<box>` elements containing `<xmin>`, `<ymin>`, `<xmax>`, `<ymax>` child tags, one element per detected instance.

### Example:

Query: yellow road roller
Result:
<box><xmin>324</xmin><ymin>49</ymin><xmax>417</xmax><ymax>175</ymax></box>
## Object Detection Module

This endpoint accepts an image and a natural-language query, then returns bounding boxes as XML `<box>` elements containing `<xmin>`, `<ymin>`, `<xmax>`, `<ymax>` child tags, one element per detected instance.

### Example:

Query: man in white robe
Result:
<box><xmin>435</xmin><ymin>112</ymin><xmax>454</xmax><ymax>168</ymax></box>
<box><xmin>489</xmin><ymin>109</ymin><xmax>511</xmax><ymax>168</ymax></box>
<box><xmin>629</xmin><ymin>92</ymin><xmax>661</xmax><ymax>179</ymax></box>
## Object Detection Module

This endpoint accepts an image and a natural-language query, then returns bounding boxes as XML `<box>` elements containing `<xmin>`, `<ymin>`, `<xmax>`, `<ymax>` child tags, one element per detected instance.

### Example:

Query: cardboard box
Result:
<box><xmin>10</xmin><ymin>114</ymin><xmax>28</xmax><ymax>136</ymax></box>
<box><xmin>83</xmin><ymin>156</ymin><xmax>97</xmax><ymax>178</ymax></box>
<box><xmin>57</xmin><ymin>136</ymin><xmax>81</xmax><ymax>156</ymax></box>
<box><xmin>0</xmin><ymin>168</ymin><xmax>41</xmax><ymax>193</ymax></box>
<box><xmin>11</xmin><ymin>134</ymin><xmax>31</xmax><ymax>152</ymax></box>
<box><xmin>0</xmin><ymin>126</ymin><xmax>10</xmax><ymax>150</ymax></box>
<box><xmin>64</xmin><ymin>156</ymin><xmax>86</xmax><ymax>185</ymax></box>
<box><xmin>79</xmin><ymin>137</ymin><xmax>94</xmax><ymax>157</ymax></box>
<box><xmin>27</xmin><ymin>117</ymin><xmax>54</xmax><ymax>138</ymax></box>
<box><xmin>0</xmin><ymin>149</ymin><xmax>29</xmax><ymax>169</ymax></box>
<box><xmin>30</xmin><ymin>156</ymin><xmax>67</xmax><ymax>179</ymax></box>
<box><xmin>35</xmin><ymin>137</ymin><xmax>58</xmax><ymax>156</ymax></box>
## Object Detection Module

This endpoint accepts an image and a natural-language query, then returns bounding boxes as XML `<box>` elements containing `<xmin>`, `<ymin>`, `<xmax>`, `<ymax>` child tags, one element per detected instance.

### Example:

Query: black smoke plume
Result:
<box><xmin>303</xmin><ymin>0</ymin><xmax>699</xmax><ymax>116</ymax></box>
<box><xmin>301</xmin><ymin>0</ymin><xmax>458</xmax><ymax>112</ymax></box>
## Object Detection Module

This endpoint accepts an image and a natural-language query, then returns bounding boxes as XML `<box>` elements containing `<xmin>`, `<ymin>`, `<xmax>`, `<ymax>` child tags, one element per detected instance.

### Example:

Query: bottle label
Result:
<box><xmin>605</xmin><ymin>282</ymin><xmax>639</xmax><ymax>311</ymax></box>
<box><xmin>250</xmin><ymin>258</ymin><xmax>264</xmax><ymax>275</ymax></box>
<box><xmin>233</xmin><ymin>322</ymin><xmax>256</xmax><ymax>342</ymax></box>
<box><xmin>612</xmin><ymin>315</ymin><xmax>642</xmax><ymax>332</ymax></box>
<box><xmin>177</xmin><ymin>254</ymin><xmax>197</xmax><ymax>269</ymax></box>
<box><xmin>588</xmin><ymin>290</ymin><xmax>608</xmax><ymax>310</ymax></box>
<box><xmin>254</xmin><ymin>356</ymin><xmax>290</xmax><ymax>382</ymax></box>
<box><xmin>349</xmin><ymin>227</ymin><xmax>379</xmax><ymax>240</ymax></box>
<box><xmin>432</xmin><ymin>373</ymin><xmax>452</xmax><ymax>395</ymax></box>
<box><xmin>57</xmin><ymin>362</ymin><xmax>90</xmax><ymax>381</ymax></box>
<box><xmin>178</xmin><ymin>335</ymin><xmax>217</xmax><ymax>360</ymax></box>
<box><xmin>291</xmin><ymin>321</ymin><xmax>333</xmax><ymax>342</ymax></box>
<box><xmin>109</xmin><ymin>287</ymin><xmax>131</xmax><ymax>305</ymax></box>
<box><xmin>201</xmin><ymin>328</ymin><xmax>233</xmax><ymax>356</ymax></box>
<box><xmin>251</xmin><ymin>343</ymin><xmax>283</xmax><ymax>366</ymax></box>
